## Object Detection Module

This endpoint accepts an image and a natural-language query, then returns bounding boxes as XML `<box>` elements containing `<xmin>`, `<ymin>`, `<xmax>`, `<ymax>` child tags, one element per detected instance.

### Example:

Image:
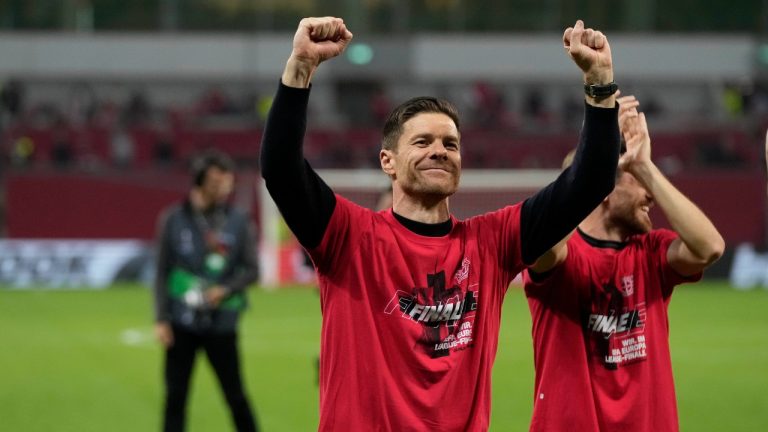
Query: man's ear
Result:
<box><xmin>380</xmin><ymin>149</ymin><xmax>396</xmax><ymax>177</ymax></box>
<box><xmin>601</xmin><ymin>191</ymin><xmax>614</xmax><ymax>207</ymax></box>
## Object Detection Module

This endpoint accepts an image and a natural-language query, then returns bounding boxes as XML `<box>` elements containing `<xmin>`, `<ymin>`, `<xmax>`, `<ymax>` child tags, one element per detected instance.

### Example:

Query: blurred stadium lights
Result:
<box><xmin>759</xmin><ymin>44</ymin><xmax>768</xmax><ymax>64</ymax></box>
<box><xmin>346</xmin><ymin>43</ymin><xmax>375</xmax><ymax>65</ymax></box>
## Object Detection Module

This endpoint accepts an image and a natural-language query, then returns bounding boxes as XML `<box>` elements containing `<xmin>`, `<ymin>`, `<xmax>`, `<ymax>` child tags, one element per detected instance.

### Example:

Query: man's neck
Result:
<box><xmin>392</xmin><ymin>211</ymin><xmax>452</xmax><ymax>237</ymax></box>
<box><xmin>391</xmin><ymin>193</ymin><xmax>451</xmax><ymax>224</ymax></box>
<box><xmin>189</xmin><ymin>189</ymin><xmax>214</xmax><ymax>212</ymax></box>
<box><xmin>578</xmin><ymin>211</ymin><xmax>629</xmax><ymax>243</ymax></box>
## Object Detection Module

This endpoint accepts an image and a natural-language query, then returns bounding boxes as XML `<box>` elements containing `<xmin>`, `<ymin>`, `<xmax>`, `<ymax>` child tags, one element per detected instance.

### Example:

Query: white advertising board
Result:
<box><xmin>0</xmin><ymin>240</ymin><xmax>151</xmax><ymax>289</ymax></box>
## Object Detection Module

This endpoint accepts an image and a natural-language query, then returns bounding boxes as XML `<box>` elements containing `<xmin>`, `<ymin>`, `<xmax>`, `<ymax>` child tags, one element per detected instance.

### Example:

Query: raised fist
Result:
<box><xmin>563</xmin><ymin>20</ymin><xmax>613</xmax><ymax>85</ymax></box>
<box><xmin>290</xmin><ymin>17</ymin><xmax>353</xmax><ymax>69</ymax></box>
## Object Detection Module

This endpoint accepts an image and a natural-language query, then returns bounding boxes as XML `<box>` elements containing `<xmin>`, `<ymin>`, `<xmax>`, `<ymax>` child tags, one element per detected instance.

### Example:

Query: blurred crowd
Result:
<box><xmin>0</xmin><ymin>77</ymin><xmax>765</xmax><ymax>173</ymax></box>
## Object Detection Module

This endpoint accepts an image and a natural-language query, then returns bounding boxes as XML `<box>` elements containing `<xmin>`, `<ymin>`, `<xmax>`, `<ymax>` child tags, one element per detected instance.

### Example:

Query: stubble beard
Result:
<box><xmin>404</xmin><ymin>169</ymin><xmax>460</xmax><ymax>200</ymax></box>
<box><xmin>614</xmin><ymin>204</ymin><xmax>653</xmax><ymax>236</ymax></box>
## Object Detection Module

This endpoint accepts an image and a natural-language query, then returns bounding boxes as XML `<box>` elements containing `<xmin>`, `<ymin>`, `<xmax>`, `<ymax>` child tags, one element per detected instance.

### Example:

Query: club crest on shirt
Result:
<box><xmin>620</xmin><ymin>275</ymin><xmax>634</xmax><ymax>297</ymax></box>
<box><xmin>454</xmin><ymin>257</ymin><xmax>470</xmax><ymax>285</ymax></box>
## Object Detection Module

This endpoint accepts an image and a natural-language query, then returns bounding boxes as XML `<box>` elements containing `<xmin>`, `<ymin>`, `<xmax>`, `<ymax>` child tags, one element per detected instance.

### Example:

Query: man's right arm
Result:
<box><xmin>260</xmin><ymin>17</ymin><xmax>353</xmax><ymax>249</ymax></box>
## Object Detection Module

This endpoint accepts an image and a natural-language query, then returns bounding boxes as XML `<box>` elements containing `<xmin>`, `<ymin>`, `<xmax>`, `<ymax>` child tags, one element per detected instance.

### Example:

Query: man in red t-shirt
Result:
<box><xmin>261</xmin><ymin>16</ymin><xmax>622</xmax><ymax>431</ymax></box>
<box><xmin>523</xmin><ymin>95</ymin><xmax>725</xmax><ymax>431</ymax></box>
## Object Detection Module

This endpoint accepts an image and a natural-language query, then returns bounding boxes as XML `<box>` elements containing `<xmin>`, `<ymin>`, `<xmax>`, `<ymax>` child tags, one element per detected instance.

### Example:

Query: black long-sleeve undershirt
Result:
<box><xmin>519</xmin><ymin>103</ymin><xmax>620</xmax><ymax>263</ymax></box>
<box><xmin>260</xmin><ymin>82</ymin><xmax>619</xmax><ymax>264</ymax></box>
<box><xmin>260</xmin><ymin>83</ymin><xmax>337</xmax><ymax>249</ymax></box>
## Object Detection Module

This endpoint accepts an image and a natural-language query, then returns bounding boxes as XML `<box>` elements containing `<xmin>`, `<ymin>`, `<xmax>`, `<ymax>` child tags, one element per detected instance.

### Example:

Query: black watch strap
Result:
<box><xmin>584</xmin><ymin>82</ymin><xmax>618</xmax><ymax>98</ymax></box>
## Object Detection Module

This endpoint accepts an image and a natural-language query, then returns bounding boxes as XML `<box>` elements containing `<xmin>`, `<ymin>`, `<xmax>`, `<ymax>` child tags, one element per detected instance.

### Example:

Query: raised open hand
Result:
<box><xmin>617</xmin><ymin>94</ymin><xmax>640</xmax><ymax>138</ymax></box>
<box><xmin>618</xmin><ymin>96</ymin><xmax>651</xmax><ymax>171</ymax></box>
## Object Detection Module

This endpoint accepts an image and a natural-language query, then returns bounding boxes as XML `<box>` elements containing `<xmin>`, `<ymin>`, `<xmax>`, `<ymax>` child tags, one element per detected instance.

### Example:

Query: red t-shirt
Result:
<box><xmin>523</xmin><ymin>229</ymin><xmax>701</xmax><ymax>432</ymax></box>
<box><xmin>309</xmin><ymin>196</ymin><xmax>524</xmax><ymax>431</ymax></box>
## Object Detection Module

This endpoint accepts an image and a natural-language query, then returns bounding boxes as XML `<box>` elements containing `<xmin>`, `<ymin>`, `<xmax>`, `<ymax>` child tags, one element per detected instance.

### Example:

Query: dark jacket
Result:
<box><xmin>153</xmin><ymin>199</ymin><xmax>259</xmax><ymax>333</ymax></box>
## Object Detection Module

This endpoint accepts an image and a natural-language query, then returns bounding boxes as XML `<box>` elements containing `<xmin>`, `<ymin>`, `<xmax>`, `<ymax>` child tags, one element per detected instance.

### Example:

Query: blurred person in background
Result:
<box><xmin>110</xmin><ymin>125</ymin><xmax>135</xmax><ymax>168</ymax></box>
<box><xmin>523</xmin><ymin>95</ymin><xmax>724</xmax><ymax>431</ymax></box>
<box><xmin>51</xmin><ymin>134</ymin><xmax>74</xmax><ymax>169</ymax></box>
<box><xmin>261</xmin><ymin>16</ymin><xmax>621</xmax><ymax>431</ymax></box>
<box><xmin>0</xmin><ymin>78</ymin><xmax>24</xmax><ymax>130</ymax></box>
<box><xmin>153</xmin><ymin>150</ymin><xmax>259</xmax><ymax>432</ymax></box>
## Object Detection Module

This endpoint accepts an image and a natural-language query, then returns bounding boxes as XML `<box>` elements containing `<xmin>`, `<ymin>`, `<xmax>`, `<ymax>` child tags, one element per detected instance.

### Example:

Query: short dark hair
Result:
<box><xmin>381</xmin><ymin>96</ymin><xmax>460</xmax><ymax>151</ymax></box>
<box><xmin>191</xmin><ymin>149</ymin><xmax>235</xmax><ymax>186</ymax></box>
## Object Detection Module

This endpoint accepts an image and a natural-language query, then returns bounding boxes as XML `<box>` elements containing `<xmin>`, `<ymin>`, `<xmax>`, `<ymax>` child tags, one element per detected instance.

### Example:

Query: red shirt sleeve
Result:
<box><xmin>523</xmin><ymin>236</ymin><xmax>589</xmax><ymax>299</ymax></box>
<box><xmin>470</xmin><ymin>203</ymin><xmax>525</xmax><ymax>275</ymax></box>
<box><xmin>646</xmin><ymin>229</ymin><xmax>703</xmax><ymax>298</ymax></box>
<box><xmin>308</xmin><ymin>195</ymin><xmax>370</xmax><ymax>276</ymax></box>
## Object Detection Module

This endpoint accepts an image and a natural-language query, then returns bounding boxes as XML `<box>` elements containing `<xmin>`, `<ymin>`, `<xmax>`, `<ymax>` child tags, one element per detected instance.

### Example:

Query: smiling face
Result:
<box><xmin>606</xmin><ymin>170</ymin><xmax>654</xmax><ymax>235</ymax></box>
<box><xmin>381</xmin><ymin>112</ymin><xmax>461</xmax><ymax>199</ymax></box>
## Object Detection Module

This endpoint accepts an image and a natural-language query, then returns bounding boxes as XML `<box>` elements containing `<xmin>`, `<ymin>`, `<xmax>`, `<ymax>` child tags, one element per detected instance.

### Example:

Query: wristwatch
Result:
<box><xmin>584</xmin><ymin>82</ymin><xmax>618</xmax><ymax>98</ymax></box>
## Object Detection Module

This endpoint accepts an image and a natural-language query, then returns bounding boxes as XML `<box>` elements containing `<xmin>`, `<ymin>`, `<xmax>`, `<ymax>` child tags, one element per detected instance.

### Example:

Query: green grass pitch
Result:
<box><xmin>1</xmin><ymin>281</ymin><xmax>766</xmax><ymax>431</ymax></box>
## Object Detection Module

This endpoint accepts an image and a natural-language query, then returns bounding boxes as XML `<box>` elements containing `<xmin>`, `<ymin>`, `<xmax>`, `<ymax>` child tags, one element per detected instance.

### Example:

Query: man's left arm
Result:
<box><xmin>623</xmin><ymin>111</ymin><xmax>725</xmax><ymax>277</ymax></box>
<box><xmin>641</xmin><ymin>165</ymin><xmax>724</xmax><ymax>277</ymax></box>
<box><xmin>520</xmin><ymin>20</ymin><xmax>620</xmax><ymax>266</ymax></box>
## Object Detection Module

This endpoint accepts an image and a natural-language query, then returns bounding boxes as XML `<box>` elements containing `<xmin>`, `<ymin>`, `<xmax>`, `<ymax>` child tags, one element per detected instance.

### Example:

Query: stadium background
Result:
<box><xmin>0</xmin><ymin>1</ymin><xmax>767</xmax><ymax>430</ymax></box>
